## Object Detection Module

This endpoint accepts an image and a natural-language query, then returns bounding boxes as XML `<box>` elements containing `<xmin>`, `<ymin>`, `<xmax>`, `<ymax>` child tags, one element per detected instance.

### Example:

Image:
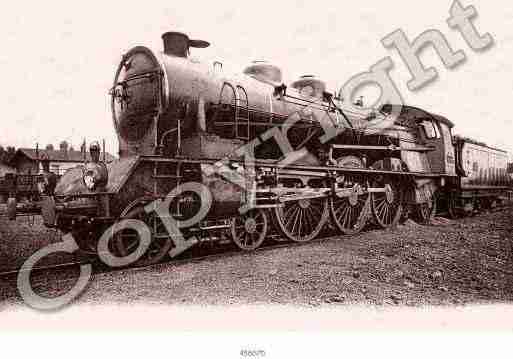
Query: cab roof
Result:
<box><xmin>380</xmin><ymin>104</ymin><xmax>454</xmax><ymax>128</ymax></box>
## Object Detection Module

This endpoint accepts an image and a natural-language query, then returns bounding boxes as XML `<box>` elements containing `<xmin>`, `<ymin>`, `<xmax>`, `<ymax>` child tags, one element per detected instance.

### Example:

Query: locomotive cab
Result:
<box><xmin>419</xmin><ymin>114</ymin><xmax>456</xmax><ymax>176</ymax></box>
<box><xmin>383</xmin><ymin>105</ymin><xmax>457</xmax><ymax>177</ymax></box>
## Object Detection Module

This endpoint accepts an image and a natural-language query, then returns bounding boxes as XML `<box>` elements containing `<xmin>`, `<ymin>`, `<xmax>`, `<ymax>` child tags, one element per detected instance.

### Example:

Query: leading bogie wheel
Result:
<box><xmin>114</xmin><ymin>205</ymin><xmax>173</xmax><ymax>267</ymax></box>
<box><xmin>231</xmin><ymin>208</ymin><xmax>269</xmax><ymax>251</ymax></box>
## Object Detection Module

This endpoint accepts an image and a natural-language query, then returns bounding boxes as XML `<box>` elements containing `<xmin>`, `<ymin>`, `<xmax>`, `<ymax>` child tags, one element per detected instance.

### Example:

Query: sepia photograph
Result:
<box><xmin>1</xmin><ymin>0</ymin><xmax>513</xmax><ymax>357</ymax></box>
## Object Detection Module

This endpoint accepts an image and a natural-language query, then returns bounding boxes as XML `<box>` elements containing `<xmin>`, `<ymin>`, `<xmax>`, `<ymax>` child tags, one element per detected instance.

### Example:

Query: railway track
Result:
<box><xmin>0</xmin><ymin>260</ymin><xmax>92</xmax><ymax>277</ymax></box>
<box><xmin>0</xmin><ymin>231</ymin><xmax>350</xmax><ymax>307</ymax></box>
<box><xmin>0</xmin><ymin>232</ymin><xmax>334</xmax><ymax>279</ymax></box>
<box><xmin>0</xmin><ymin>222</ymin><xmax>366</xmax><ymax>284</ymax></box>
<box><xmin>1</xmin><ymin>201</ymin><xmax>511</xmax><ymax>281</ymax></box>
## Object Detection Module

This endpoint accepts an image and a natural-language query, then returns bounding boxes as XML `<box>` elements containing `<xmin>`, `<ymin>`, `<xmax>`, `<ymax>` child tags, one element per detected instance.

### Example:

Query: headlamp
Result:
<box><xmin>82</xmin><ymin>161</ymin><xmax>108</xmax><ymax>191</ymax></box>
<box><xmin>82</xmin><ymin>142</ymin><xmax>109</xmax><ymax>191</ymax></box>
<box><xmin>83</xmin><ymin>171</ymin><xmax>96</xmax><ymax>190</ymax></box>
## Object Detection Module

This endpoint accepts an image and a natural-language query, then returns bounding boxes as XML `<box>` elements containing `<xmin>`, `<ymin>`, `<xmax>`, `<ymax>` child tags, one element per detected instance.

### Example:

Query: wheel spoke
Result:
<box><xmin>309</xmin><ymin>203</ymin><xmax>323</xmax><ymax>217</ymax></box>
<box><xmin>342</xmin><ymin>206</ymin><xmax>350</xmax><ymax>228</ymax></box>
<box><xmin>303</xmin><ymin>208</ymin><xmax>312</xmax><ymax>234</ymax></box>
<box><xmin>283</xmin><ymin>204</ymin><xmax>297</xmax><ymax>221</ymax></box>
<box><xmin>297</xmin><ymin>209</ymin><xmax>303</xmax><ymax>238</ymax></box>
<box><xmin>290</xmin><ymin>207</ymin><xmax>301</xmax><ymax>234</ymax></box>
<box><xmin>286</xmin><ymin>206</ymin><xmax>299</xmax><ymax>230</ymax></box>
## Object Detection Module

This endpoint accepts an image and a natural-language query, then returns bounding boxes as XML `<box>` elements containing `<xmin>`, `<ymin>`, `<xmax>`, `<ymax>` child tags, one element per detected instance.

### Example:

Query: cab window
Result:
<box><xmin>421</xmin><ymin>120</ymin><xmax>440</xmax><ymax>139</ymax></box>
<box><xmin>433</xmin><ymin>122</ymin><xmax>441</xmax><ymax>138</ymax></box>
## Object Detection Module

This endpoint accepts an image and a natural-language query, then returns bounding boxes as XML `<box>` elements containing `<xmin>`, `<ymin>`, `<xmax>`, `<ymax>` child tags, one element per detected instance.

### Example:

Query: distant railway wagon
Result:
<box><xmin>447</xmin><ymin>136</ymin><xmax>512</xmax><ymax>213</ymax></box>
<box><xmin>457</xmin><ymin>138</ymin><xmax>510</xmax><ymax>187</ymax></box>
<box><xmin>1</xmin><ymin>172</ymin><xmax>60</xmax><ymax>217</ymax></box>
<box><xmin>0</xmin><ymin>173</ymin><xmax>42</xmax><ymax>202</ymax></box>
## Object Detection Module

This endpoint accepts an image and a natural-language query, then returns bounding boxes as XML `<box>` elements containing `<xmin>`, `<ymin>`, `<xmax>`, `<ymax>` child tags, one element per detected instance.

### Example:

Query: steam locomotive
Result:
<box><xmin>22</xmin><ymin>31</ymin><xmax>510</xmax><ymax>265</ymax></box>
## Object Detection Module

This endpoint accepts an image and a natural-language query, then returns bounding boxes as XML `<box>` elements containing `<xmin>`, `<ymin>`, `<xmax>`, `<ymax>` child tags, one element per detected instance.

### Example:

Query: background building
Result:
<box><xmin>11</xmin><ymin>141</ymin><xmax>116</xmax><ymax>175</ymax></box>
<box><xmin>0</xmin><ymin>163</ymin><xmax>15</xmax><ymax>177</ymax></box>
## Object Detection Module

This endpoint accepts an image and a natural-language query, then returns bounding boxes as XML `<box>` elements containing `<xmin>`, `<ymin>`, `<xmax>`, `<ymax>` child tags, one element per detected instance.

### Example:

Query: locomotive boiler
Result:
<box><xmin>36</xmin><ymin>31</ymin><xmax>507</xmax><ymax>265</ymax></box>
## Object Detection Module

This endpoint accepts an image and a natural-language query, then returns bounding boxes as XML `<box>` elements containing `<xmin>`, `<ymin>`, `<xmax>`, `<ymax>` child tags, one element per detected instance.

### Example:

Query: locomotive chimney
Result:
<box><xmin>162</xmin><ymin>32</ymin><xmax>190</xmax><ymax>58</ymax></box>
<box><xmin>59</xmin><ymin>141</ymin><xmax>69</xmax><ymax>153</ymax></box>
<box><xmin>161</xmin><ymin>31</ymin><xmax>210</xmax><ymax>58</ymax></box>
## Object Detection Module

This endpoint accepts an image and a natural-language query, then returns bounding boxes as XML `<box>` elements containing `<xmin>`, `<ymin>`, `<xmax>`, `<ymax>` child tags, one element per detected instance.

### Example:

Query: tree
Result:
<box><xmin>5</xmin><ymin>147</ymin><xmax>15</xmax><ymax>165</ymax></box>
<box><xmin>59</xmin><ymin>141</ymin><xmax>69</xmax><ymax>152</ymax></box>
<box><xmin>0</xmin><ymin>145</ymin><xmax>15</xmax><ymax>166</ymax></box>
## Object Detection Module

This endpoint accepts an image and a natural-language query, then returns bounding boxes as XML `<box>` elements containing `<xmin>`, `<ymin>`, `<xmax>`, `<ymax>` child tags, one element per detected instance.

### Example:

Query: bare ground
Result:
<box><xmin>1</xmin><ymin>205</ymin><xmax>513</xmax><ymax>309</ymax></box>
<box><xmin>0</xmin><ymin>215</ymin><xmax>85</xmax><ymax>271</ymax></box>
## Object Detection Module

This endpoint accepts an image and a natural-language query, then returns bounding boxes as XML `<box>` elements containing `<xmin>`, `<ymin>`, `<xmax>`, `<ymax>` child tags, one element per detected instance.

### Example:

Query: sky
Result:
<box><xmin>1</xmin><ymin>0</ymin><xmax>512</xmax><ymax>158</ymax></box>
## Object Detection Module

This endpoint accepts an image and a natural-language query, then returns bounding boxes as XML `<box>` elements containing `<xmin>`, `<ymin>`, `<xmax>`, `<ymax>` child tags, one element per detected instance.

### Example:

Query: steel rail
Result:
<box><xmin>1</xmin><ymin>202</ymin><xmax>511</xmax><ymax>280</ymax></box>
